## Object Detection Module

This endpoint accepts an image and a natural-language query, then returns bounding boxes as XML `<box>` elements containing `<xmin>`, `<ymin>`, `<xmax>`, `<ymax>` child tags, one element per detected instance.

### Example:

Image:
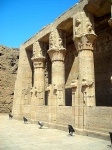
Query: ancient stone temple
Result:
<box><xmin>12</xmin><ymin>0</ymin><xmax>112</xmax><ymax>139</ymax></box>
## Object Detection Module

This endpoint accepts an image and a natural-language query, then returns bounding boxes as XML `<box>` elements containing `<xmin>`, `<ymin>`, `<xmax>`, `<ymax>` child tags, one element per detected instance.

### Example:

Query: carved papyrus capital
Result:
<box><xmin>33</xmin><ymin>41</ymin><xmax>47</xmax><ymax>57</ymax></box>
<box><xmin>48</xmin><ymin>29</ymin><xmax>66</xmax><ymax>62</ymax></box>
<box><xmin>49</xmin><ymin>29</ymin><xmax>66</xmax><ymax>50</ymax></box>
<box><xmin>74</xmin><ymin>34</ymin><xmax>96</xmax><ymax>51</ymax></box>
<box><xmin>31</xmin><ymin>56</ymin><xmax>46</xmax><ymax>69</ymax></box>
<box><xmin>73</xmin><ymin>11</ymin><xmax>97</xmax><ymax>51</ymax></box>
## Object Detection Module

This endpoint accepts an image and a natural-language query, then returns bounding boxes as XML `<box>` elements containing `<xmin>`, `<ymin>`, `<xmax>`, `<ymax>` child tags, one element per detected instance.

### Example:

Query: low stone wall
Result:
<box><xmin>85</xmin><ymin>107</ymin><xmax>112</xmax><ymax>133</ymax></box>
<box><xmin>56</xmin><ymin>106</ymin><xmax>74</xmax><ymax>126</ymax></box>
<box><xmin>22</xmin><ymin>105</ymin><xmax>31</xmax><ymax>118</ymax></box>
<box><xmin>36</xmin><ymin>106</ymin><xmax>49</xmax><ymax>122</ymax></box>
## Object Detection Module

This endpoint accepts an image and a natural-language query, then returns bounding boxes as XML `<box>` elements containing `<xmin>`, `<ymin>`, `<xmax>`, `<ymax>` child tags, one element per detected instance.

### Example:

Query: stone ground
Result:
<box><xmin>0</xmin><ymin>114</ymin><xmax>111</xmax><ymax>150</ymax></box>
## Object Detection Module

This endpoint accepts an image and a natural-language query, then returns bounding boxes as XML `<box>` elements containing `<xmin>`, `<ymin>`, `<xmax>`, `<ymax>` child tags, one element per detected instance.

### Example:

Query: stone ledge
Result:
<box><xmin>25</xmin><ymin>119</ymin><xmax>110</xmax><ymax>141</ymax></box>
<box><xmin>76</xmin><ymin>128</ymin><xmax>110</xmax><ymax>141</ymax></box>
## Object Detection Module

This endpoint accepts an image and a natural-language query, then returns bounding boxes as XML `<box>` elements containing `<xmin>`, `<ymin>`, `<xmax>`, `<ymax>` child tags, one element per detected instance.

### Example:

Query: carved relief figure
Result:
<box><xmin>22</xmin><ymin>87</ymin><xmax>31</xmax><ymax>105</ymax></box>
<box><xmin>74</xmin><ymin>11</ymin><xmax>95</xmax><ymax>37</ymax></box>
<box><xmin>74</xmin><ymin>11</ymin><xmax>96</xmax><ymax>51</ymax></box>
<box><xmin>75</xmin><ymin>17</ymin><xmax>81</xmax><ymax>36</ymax></box>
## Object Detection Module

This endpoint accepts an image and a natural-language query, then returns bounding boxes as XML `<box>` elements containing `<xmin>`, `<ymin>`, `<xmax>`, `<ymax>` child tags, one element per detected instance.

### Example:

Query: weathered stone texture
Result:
<box><xmin>85</xmin><ymin>107</ymin><xmax>112</xmax><ymax>133</ymax></box>
<box><xmin>0</xmin><ymin>45</ymin><xmax>19</xmax><ymax>113</ymax></box>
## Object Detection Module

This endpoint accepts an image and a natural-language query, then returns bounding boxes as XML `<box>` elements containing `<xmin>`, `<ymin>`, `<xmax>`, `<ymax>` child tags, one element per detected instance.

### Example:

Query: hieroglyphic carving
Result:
<box><xmin>81</xmin><ymin>79</ymin><xmax>95</xmax><ymax>106</ymax></box>
<box><xmin>37</xmin><ymin>86</ymin><xmax>43</xmax><ymax>99</ymax></box>
<box><xmin>30</xmin><ymin>87</ymin><xmax>33</xmax><ymax>97</ymax></box>
<box><xmin>57</xmin><ymin>84</ymin><xmax>65</xmax><ymax>106</ymax></box>
<box><xmin>74</xmin><ymin>11</ymin><xmax>95</xmax><ymax>36</ymax></box>
<box><xmin>30</xmin><ymin>86</ymin><xmax>44</xmax><ymax>100</ymax></box>
<box><xmin>22</xmin><ymin>87</ymin><xmax>31</xmax><ymax>105</ymax></box>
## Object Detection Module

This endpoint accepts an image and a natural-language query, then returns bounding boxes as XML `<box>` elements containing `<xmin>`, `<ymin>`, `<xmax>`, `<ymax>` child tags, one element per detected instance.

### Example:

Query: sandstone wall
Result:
<box><xmin>0</xmin><ymin>45</ymin><xmax>19</xmax><ymax>113</ymax></box>
<box><xmin>85</xmin><ymin>107</ymin><xmax>112</xmax><ymax>133</ymax></box>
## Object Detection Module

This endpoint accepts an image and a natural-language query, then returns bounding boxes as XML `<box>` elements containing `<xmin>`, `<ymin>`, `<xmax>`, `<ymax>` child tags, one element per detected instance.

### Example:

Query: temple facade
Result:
<box><xmin>12</xmin><ymin>0</ymin><xmax>112</xmax><ymax>139</ymax></box>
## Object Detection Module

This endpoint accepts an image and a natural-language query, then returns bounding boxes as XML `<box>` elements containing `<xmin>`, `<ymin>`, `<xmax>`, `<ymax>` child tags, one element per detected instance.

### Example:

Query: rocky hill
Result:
<box><xmin>0</xmin><ymin>45</ymin><xmax>19</xmax><ymax>113</ymax></box>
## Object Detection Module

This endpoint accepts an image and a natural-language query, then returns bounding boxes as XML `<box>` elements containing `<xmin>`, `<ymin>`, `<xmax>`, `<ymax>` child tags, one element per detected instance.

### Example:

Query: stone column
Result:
<box><xmin>47</xmin><ymin>29</ymin><xmax>66</xmax><ymax>106</ymax></box>
<box><xmin>73</xmin><ymin>11</ymin><xmax>97</xmax><ymax>128</ymax></box>
<box><xmin>31</xmin><ymin>41</ymin><xmax>46</xmax><ymax>106</ymax></box>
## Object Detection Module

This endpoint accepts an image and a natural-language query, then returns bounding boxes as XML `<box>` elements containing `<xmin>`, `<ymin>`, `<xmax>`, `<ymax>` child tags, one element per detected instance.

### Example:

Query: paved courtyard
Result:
<box><xmin>0</xmin><ymin>114</ymin><xmax>111</xmax><ymax>150</ymax></box>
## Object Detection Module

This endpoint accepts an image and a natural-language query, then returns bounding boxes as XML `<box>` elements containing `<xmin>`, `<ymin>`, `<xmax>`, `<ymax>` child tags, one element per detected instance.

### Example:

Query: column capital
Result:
<box><xmin>73</xmin><ymin>11</ymin><xmax>97</xmax><ymax>52</ymax></box>
<box><xmin>48</xmin><ymin>28</ymin><xmax>66</xmax><ymax>62</ymax></box>
<box><xmin>49</xmin><ymin>29</ymin><xmax>66</xmax><ymax>50</ymax></box>
<box><xmin>47</xmin><ymin>48</ymin><xmax>66</xmax><ymax>62</ymax></box>
<box><xmin>33</xmin><ymin>41</ymin><xmax>47</xmax><ymax>57</ymax></box>
<box><xmin>74</xmin><ymin>34</ymin><xmax>97</xmax><ymax>52</ymax></box>
<box><xmin>31</xmin><ymin>56</ymin><xmax>46</xmax><ymax>69</ymax></box>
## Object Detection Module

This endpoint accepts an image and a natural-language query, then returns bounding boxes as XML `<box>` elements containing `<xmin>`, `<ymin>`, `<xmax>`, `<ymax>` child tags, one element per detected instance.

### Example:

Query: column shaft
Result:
<box><xmin>79</xmin><ymin>50</ymin><xmax>95</xmax><ymax>106</ymax></box>
<box><xmin>52</xmin><ymin>61</ymin><xmax>65</xmax><ymax>85</ymax></box>
<box><xmin>34</xmin><ymin>67</ymin><xmax>44</xmax><ymax>87</ymax></box>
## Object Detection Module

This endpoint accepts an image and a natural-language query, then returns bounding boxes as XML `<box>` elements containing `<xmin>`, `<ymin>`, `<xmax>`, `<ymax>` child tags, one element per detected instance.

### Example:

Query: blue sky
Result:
<box><xmin>0</xmin><ymin>0</ymin><xmax>79</xmax><ymax>48</ymax></box>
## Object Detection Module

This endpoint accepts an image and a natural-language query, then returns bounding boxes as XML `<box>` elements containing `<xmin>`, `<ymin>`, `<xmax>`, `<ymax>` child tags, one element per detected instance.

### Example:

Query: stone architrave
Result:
<box><xmin>47</xmin><ymin>29</ymin><xmax>66</xmax><ymax>106</ymax></box>
<box><xmin>73</xmin><ymin>11</ymin><xmax>97</xmax><ymax>128</ymax></box>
